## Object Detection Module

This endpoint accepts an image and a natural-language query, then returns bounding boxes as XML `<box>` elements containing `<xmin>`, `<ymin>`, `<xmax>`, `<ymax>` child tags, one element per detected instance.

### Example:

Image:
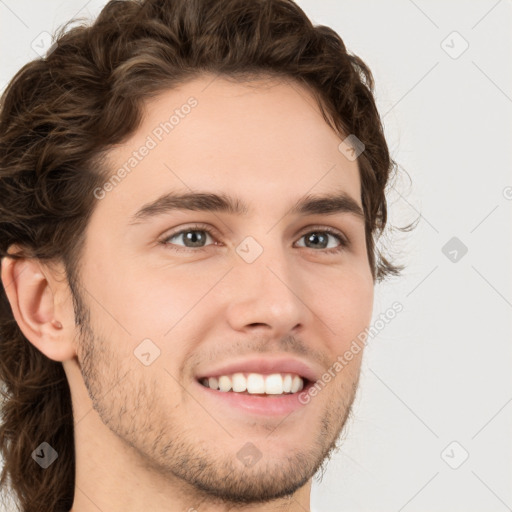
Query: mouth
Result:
<box><xmin>192</xmin><ymin>355</ymin><xmax>321</xmax><ymax>415</ymax></box>
<box><xmin>197</xmin><ymin>372</ymin><xmax>312</xmax><ymax>396</ymax></box>
<box><xmin>194</xmin><ymin>372</ymin><xmax>316</xmax><ymax>416</ymax></box>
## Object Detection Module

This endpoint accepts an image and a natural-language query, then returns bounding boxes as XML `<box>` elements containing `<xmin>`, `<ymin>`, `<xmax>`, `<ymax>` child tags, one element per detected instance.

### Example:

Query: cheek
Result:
<box><xmin>314</xmin><ymin>267</ymin><xmax>374</xmax><ymax>344</ymax></box>
<box><xmin>107</xmin><ymin>245</ymin><xmax>373</xmax><ymax>343</ymax></box>
<box><xmin>118</xmin><ymin>265</ymin><xmax>214</xmax><ymax>339</ymax></box>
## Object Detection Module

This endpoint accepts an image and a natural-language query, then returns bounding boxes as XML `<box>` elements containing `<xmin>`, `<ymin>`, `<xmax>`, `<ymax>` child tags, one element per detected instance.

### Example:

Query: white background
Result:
<box><xmin>1</xmin><ymin>1</ymin><xmax>511</xmax><ymax>511</ymax></box>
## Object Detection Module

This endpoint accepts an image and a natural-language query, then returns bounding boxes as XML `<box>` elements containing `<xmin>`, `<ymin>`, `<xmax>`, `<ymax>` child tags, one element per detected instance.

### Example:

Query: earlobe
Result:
<box><xmin>0</xmin><ymin>252</ymin><xmax>76</xmax><ymax>362</ymax></box>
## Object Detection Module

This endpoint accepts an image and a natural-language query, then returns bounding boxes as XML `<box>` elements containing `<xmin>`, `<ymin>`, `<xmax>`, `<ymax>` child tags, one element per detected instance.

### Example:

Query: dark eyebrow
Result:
<box><xmin>128</xmin><ymin>190</ymin><xmax>365</xmax><ymax>225</ymax></box>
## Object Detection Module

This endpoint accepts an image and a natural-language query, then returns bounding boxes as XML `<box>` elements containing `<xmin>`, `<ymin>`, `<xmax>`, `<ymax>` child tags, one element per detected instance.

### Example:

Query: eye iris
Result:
<box><xmin>306</xmin><ymin>232</ymin><xmax>328</xmax><ymax>249</ymax></box>
<box><xmin>169</xmin><ymin>229</ymin><xmax>340</xmax><ymax>251</ymax></box>
<box><xmin>184</xmin><ymin>230</ymin><xmax>206</xmax><ymax>247</ymax></box>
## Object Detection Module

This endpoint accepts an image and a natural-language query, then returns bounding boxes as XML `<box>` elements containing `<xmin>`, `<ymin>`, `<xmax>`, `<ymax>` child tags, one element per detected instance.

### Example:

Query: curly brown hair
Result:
<box><xmin>0</xmin><ymin>0</ymin><xmax>407</xmax><ymax>510</ymax></box>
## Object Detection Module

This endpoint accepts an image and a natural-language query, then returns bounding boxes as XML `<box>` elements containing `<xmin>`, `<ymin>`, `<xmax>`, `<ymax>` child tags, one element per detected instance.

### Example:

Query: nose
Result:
<box><xmin>224</xmin><ymin>241</ymin><xmax>311</xmax><ymax>338</ymax></box>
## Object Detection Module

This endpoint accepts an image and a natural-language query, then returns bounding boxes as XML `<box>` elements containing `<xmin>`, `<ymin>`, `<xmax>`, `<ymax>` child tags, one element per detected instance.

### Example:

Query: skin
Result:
<box><xmin>1</xmin><ymin>74</ymin><xmax>374</xmax><ymax>511</ymax></box>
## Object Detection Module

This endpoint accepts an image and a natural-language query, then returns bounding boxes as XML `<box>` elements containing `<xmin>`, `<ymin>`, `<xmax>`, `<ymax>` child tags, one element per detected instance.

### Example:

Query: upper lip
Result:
<box><xmin>195</xmin><ymin>355</ymin><xmax>321</xmax><ymax>383</ymax></box>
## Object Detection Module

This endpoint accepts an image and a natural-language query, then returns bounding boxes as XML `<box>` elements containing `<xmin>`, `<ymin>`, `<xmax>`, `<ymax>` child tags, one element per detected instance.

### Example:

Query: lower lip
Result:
<box><xmin>194</xmin><ymin>379</ymin><xmax>314</xmax><ymax>416</ymax></box>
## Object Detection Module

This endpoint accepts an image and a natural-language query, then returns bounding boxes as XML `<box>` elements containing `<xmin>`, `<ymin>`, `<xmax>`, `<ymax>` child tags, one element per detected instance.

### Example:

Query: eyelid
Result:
<box><xmin>300</xmin><ymin>224</ymin><xmax>349</xmax><ymax>244</ymax></box>
<box><xmin>160</xmin><ymin>222</ymin><xmax>221</xmax><ymax>243</ymax></box>
<box><xmin>159</xmin><ymin>222</ymin><xmax>349</xmax><ymax>252</ymax></box>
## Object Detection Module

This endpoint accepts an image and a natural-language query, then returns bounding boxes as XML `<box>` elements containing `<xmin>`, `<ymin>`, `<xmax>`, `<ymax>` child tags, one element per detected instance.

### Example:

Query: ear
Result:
<box><xmin>0</xmin><ymin>246</ymin><xmax>77</xmax><ymax>362</ymax></box>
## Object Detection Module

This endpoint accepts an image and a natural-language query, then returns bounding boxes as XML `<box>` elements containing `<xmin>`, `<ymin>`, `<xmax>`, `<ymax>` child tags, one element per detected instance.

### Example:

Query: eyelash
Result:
<box><xmin>158</xmin><ymin>223</ymin><xmax>349</xmax><ymax>255</ymax></box>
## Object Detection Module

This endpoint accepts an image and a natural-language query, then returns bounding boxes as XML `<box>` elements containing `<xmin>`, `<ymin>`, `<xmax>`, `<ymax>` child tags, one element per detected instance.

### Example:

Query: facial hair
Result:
<box><xmin>68</xmin><ymin>272</ymin><xmax>360</xmax><ymax>507</ymax></box>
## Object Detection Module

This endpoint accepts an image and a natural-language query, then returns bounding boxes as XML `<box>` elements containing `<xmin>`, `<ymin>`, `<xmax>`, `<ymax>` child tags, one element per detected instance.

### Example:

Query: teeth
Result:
<box><xmin>200</xmin><ymin>372</ymin><xmax>305</xmax><ymax>395</ymax></box>
<box><xmin>247</xmin><ymin>373</ymin><xmax>265</xmax><ymax>394</ymax></box>
<box><xmin>291</xmin><ymin>375</ymin><xmax>303</xmax><ymax>393</ymax></box>
<box><xmin>232</xmin><ymin>373</ymin><xmax>247</xmax><ymax>392</ymax></box>
<box><xmin>283</xmin><ymin>374</ymin><xmax>292</xmax><ymax>393</ymax></box>
<box><xmin>208</xmin><ymin>377</ymin><xmax>218</xmax><ymax>390</ymax></box>
<box><xmin>218</xmin><ymin>375</ymin><xmax>231</xmax><ymax>392</ymax></box>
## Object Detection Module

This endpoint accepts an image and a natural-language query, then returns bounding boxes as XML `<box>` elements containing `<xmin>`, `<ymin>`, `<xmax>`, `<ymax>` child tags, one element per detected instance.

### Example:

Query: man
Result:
<box><xmin>0</xmin><ymin>0</ymin><xmax>403</xmax><ymax>510</ymax></box>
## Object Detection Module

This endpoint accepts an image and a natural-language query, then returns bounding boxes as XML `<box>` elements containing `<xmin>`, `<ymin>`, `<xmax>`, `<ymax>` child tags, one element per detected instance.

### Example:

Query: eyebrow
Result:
<box><xmin>128</xmin><ymin>189</ymin><xmax>365</xmax><ymax>225</ymax></box>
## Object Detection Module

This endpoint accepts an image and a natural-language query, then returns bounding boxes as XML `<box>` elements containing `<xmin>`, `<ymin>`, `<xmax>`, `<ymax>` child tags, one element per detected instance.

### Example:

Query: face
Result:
<box><xmin>68</xmin><ymin>74</ymin><xmax>374</xmax><ymax>504</ymax></box>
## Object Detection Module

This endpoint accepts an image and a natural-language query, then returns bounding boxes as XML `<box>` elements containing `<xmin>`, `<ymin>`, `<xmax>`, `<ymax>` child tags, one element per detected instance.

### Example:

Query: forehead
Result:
<box><xmin>94</xmin><ymin>74</ymin><xmax>361</xmax><ymax>223</ymax></box>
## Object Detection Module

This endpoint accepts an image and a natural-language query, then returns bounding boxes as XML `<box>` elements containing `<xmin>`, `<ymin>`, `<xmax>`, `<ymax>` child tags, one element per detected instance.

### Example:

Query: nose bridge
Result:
<box><xmin>237</xmin><ymin>229</ymin><xmax>293</xmax><ymax>291</ymax></box>
<box><xmin>225</xmin><ymin>229</ymin><xmax>308</xmax><ymax>331</ymax></box>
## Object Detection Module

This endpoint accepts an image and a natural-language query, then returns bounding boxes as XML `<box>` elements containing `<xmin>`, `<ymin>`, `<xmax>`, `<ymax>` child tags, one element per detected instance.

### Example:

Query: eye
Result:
<box><xmin>160</xmin><ymin>223</ymin><xmax>217</xmax><ymax>253</ymax></box>
<box><xmin>159</xmin><ymin>223</ymin><xmax>349</xmax><ymax>254</ymax></box>
<box><xmin>294</xmin><ymin>226</ymin><xmax>348</xmax><ymax>254</ymax></box>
